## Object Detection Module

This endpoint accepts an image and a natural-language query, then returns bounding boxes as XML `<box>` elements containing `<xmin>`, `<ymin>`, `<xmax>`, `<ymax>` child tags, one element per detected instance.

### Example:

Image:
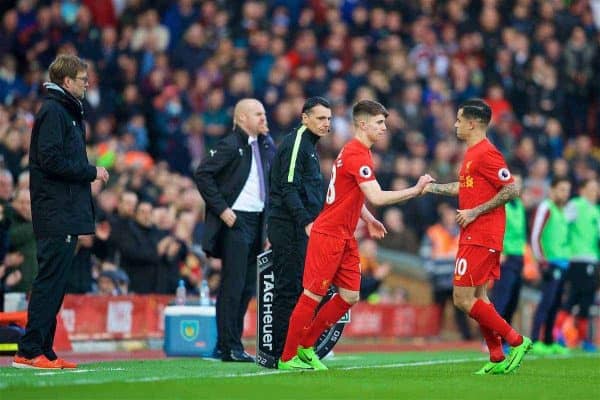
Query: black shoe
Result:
<box><xmin>204</xmin><ymin>347</ymin><xmax>222</xmax><ymax>360</ymax></box>
<box><xmin>222</xmin><ymin>350</ymin><xmax>255</xmax><ymax>363</ymax></box>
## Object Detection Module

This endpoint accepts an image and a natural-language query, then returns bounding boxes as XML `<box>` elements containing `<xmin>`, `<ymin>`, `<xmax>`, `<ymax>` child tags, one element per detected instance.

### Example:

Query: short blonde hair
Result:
<box><xmin>48</xmin><ymin>54</ymin><xmax>87</xmax><ymax>85</ymax></box>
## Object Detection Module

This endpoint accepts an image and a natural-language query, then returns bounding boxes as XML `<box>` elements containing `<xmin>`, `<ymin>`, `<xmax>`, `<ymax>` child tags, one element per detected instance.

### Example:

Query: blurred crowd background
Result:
<box><xmin>0</xmin><ymin>0</ymin><xmax>599</xmax><ymax>304</ymax></box>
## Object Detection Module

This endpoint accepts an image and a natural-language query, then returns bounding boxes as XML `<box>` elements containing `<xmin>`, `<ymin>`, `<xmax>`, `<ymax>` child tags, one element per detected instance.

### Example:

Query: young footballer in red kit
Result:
<box><xmin>424</xmin><ymin>99</ymin><xmax>532</xmax><ymax>374</ymax></box>
<box><xmin>278</xmin><ymin>100</ymin><xmax>434</xmax><ymax>370</ymax></box>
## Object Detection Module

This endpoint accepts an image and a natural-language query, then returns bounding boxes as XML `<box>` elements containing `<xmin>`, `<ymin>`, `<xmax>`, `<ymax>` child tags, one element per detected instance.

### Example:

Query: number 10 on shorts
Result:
<box><xmin>455</xmin><ymin>258</ymin><xmax>467</xmax><ymax>276</ymax></box>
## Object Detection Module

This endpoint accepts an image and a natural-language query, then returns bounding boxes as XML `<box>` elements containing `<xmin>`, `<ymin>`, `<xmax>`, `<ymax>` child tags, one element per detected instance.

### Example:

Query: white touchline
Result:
<box><xmin>340</xmin><ymin>357</ymin><xmax>484</xmax><ymax>370</ymax></box>
<box><xmin>33</xmin><ymin>367</ymin><xmax>126</xmax><ymax>376</ymax></box>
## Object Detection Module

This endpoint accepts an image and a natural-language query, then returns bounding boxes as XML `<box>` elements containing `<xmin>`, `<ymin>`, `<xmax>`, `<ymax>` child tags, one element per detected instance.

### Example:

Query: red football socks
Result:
<box><xmin>480</xmin><ymin>325</ymin><xmax>504</xmax><ymax>362</ymax></box>
<box><xmin>469</xmin><ymin>299</ymin><xmax>522</xmax><ymax>347</ymax></box>
<box><xmin>554</xmin><ymin>310</ymin><xmax>569</xmax><ymax>332</ymax></box>
<box><xmin>576</xmin><ymin>317</ymin><xmax>589</xmax><ymax>342</ymax></box>
<box><xmin>281</xmin><ymin>294</ymin><xmax>319</xmax><ymax>361</ymax></box>
<box><xmin>300</xmin><ymin>294</ymin><xmax>352</xmax><ymax>348</ymax></box>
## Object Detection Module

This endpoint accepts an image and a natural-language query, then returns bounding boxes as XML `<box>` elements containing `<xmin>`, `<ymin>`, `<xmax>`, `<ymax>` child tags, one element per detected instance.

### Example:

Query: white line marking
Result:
<box><xmin>34</xmin><ymin>367</ymin><xmax>126</xmax><ymax>376</ymax></box>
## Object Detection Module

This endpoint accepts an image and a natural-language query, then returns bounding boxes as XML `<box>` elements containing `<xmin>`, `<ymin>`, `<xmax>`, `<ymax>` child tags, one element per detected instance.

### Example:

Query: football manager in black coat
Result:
<box><xmin>268</xmin><ymin>96</ymin><xmax>332</xmax><ymax>360</ymax></box>
<box><xmin>13</xmin><ymin>54</ymin><xmax>109</xmax><ymax>370</ymax></box>
<box><xmin>195</xmin><ymin>98</ymin><xmax>274</xmax><ymax>362</ymax></box>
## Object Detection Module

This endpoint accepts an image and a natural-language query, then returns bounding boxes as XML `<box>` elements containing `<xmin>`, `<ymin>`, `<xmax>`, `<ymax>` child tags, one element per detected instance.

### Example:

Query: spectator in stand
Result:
<box><xmin>562</xmin><ymin>27</ymin><xmax>595</xmax><ymax>137</ymax></box>
<box><xmin>7</xmin><ymin>188</ymin><xmax>36</xmax><ymax>293</ymax></box>
<box><xmin>105</xmin><ymin>190</ymin><xmax>138</xmax><ymax>262</ymax></box>
<box><xmin>112</xmin><ymin>201</ymin><xmax>162</xmax><ymax>294</ymax></box>
<box><xmin>523</xmin><ymin>156</ymin><xmax>551</xmax><ymax>207</ymax></box>
<box><xmin>95</xmin><ymin>270</ymin><xmax>120</xmax><ymax>296</ymax></box>
<box><xmin>359</xmin><ymin>239</ymin><xmax>391</xmax><ymax>302</ymax></box>
<box><xmin>484</xmin><ymin>84</ymin><xmax>512</xmax><ymax>127</ymax></box>
<box><xmin>378</xmin><ymin>208</ymin><xmax>419</xmax><ymax>254</ymax></box>
<box><xmin>0</xmin><ymin>127</ymin><xmax>25</xmax><ymax>181</ymax></box>
<box><xmin>1</xmin><ymin>199</ymin><xmax>23</xmax><ymax>309</ymax></box>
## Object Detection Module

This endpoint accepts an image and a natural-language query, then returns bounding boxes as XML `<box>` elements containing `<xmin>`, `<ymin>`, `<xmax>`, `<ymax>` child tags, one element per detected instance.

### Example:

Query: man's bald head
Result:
<box><xmin>233</xmin><ymin>98</ymin><xmax>267</xmax><ymax>137</ymax></box>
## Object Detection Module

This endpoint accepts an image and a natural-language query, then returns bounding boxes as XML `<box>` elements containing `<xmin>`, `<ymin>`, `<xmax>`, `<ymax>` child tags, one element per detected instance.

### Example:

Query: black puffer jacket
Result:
<box><xmin>29</xmin><ymin>83</ymin><xmax>97</xmax><ymax>239</ymax></box>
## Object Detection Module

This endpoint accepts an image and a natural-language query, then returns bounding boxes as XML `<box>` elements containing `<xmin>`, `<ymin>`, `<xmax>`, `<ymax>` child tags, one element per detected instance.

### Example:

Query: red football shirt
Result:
<box><xmin>313</xmin><ymin>139</ymin><xmax>376</xmax><ymax>239</ymax></box>
<box><xmin>458</xmin><ymin>138</ymin><xmax>514</xmax><ymax>250</ymax></box>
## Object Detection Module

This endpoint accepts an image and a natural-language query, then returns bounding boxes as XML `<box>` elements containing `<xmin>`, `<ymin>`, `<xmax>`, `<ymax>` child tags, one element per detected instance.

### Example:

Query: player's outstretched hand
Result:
<box><xmin>416</xmin><ymin>174</ymin><xmax>435</xmax><ymax>194</ymax></box>
<box><xmin>367</xmin><ymin>219</ymin><xmax>387</xmax><ymax>239</ymax></box>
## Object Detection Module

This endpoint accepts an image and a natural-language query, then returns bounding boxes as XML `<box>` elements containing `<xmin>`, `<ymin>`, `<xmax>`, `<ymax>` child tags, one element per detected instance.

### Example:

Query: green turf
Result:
<box><xmin>1</xmin><ymin>351</ymin><xmax>598</xmax><ymax>399</ymax></box>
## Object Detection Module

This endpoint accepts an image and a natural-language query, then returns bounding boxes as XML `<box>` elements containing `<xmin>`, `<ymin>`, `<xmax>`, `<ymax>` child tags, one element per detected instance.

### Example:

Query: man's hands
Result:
<box><xmin>305</xmin><ymin>222</ymin><xmax>313</xmax><ymax>237</ymax></box>
<box><xmin>416</xmin><ymin>174</ymin><xmax>435</xmax><ymax>194</ymax></box>
<box><xmin>455</xmin><ymin>208</ymin><xmax>478</xmax><ymax>228</ymax></box>
<box><xmin>157</xmin><ymin>236</ymin><xmax>182</xmax><ymax>257</ymax></box>
<box><xmin>95</xmin><ymin>221</ymin><xmax>111</xmax><ymax>241</ymax></box>
<box><xmin>95</xmin><ymin>166</ymin><xmax>109</xmax><ymax>184</ymax></box>
<box><xmin>366</xmin><ymin>219</ymin><xmax>387</xmax><ymax>239</ymax></box>
<box><xmin>220</xmin><ymin>208</ymin><xmax>237</xmax><ymax>228</ymax></box>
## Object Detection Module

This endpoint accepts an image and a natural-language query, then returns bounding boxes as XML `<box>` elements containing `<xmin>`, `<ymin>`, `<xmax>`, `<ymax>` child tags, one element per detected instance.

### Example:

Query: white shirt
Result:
<box><xmin>232</xmin><ymin>136</ymin><xmax>264</xmax><ymax>212</ymax></box>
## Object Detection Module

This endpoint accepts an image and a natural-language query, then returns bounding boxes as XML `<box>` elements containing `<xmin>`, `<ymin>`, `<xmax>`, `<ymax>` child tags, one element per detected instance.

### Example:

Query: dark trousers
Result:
<box><xmin>217</xmin><ymin>212</ymin><xmax>262</xmax><ymax>354</ymax></box>
<box><xmin>18</xmin><ymin>235</ymin><xmax>77</xmax><ymax>359</ymax></box>
<box><xmin>491</xmin><ymin>255</ymin><xmax>524</xmax><ymax>324</ymax></box>
<box><xmin>268</xmin><ymin>218</ymin><xmax>308</xmax><ymax>359</ymax></box>
<box><xmin>531</xmin><ymin>263</ymin><xmax>566</xmax><ymax>344</ymax></box>
<box><xmin>561</xmin><ymin>261</ymin><xmax>598</xmax><ymax>319</ymax></box>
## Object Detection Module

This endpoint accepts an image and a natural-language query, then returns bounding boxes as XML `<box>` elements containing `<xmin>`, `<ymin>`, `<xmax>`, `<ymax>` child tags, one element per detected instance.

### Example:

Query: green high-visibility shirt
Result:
<box><xmin>565</xmin><ymin>196</ymin><xmax>600</xmax><ymax>262</ymax></box>
<box><xmin>503</xmin><ymin>198</ymin><xmax>526</xmax><ymax>256</ymax></box>
<box><xmin>531</xmin><ymin>199</ymin><xmax>570</xmax><ymax>263</ymax></box>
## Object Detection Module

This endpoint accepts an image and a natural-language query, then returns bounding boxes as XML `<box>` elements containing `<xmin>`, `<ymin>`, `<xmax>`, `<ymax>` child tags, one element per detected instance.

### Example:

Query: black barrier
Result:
<box><xmin>256</xmin><ymin>250</ymin><xmax>348</xmax><ymax>369</ymax></box>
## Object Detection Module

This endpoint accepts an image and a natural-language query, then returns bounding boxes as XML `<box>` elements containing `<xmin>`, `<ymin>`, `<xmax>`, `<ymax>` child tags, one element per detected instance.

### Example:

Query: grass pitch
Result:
<box><xmin>0</xmin><ymin>351</ymin><xmax>598</xmax><ymax>399</ymax></box>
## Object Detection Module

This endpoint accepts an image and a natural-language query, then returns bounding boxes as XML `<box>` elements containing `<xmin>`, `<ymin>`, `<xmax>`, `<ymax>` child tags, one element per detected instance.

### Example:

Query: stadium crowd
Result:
<box><xmin>0</xmin><ymin>0</ymin><xmax>599</xmax><ymax>318</ymax></box>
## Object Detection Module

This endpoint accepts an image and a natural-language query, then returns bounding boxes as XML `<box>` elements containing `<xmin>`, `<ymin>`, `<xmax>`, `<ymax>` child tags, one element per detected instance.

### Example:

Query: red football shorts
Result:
<box><xmin>454</xmin><ymin>245</ymin><xmax>501</xmax><ymax>287</ymax></box>
<box><xmin>303</xmin><ymin>231</ymin><xmax>361</xmax><ymax>296</ymax></box>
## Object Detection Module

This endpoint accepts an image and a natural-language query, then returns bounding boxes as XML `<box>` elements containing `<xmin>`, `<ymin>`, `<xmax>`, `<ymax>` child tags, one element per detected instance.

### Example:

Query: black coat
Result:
<box><xmin>194</xmin><ymin>129</ymin><xmax>274</xmax><ymax>257</ymax></box>
<box><xmin>268</xmin><ymin>125</ymin><xmax>324</xmax><ymax>228</ymax></box>
<box><xmin>29</xmin><ymin>83</ymin><xmax>97</xmax><ymax>239</ymax></box>
<box><xmin>113</xmin><ymin>219</ymin><xmax>163</xmax><ymax>294</ymax></box>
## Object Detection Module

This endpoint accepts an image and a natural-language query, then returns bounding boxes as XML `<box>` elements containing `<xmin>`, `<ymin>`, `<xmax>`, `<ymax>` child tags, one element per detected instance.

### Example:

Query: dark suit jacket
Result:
<box><xmin>29</xmin><ymin>83</ymin><xmax>97</xmax><ymax>239</ymax></box>
<box><xmin>194</xmin><ymin>128</ymin><xmax>274</xmax><ymax>257</ymax></box>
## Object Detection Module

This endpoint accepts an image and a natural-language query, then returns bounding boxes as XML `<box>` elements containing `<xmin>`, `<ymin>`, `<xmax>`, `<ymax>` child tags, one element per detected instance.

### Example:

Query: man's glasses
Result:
<box><xmin>73</xmin><ymin>76</ymin><xmax>89</xmax><ymax>83</ymax></box>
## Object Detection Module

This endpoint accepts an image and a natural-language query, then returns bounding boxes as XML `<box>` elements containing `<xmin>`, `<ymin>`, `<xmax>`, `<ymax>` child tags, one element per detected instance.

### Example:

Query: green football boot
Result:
<box><xmin>548</xmin><ymin>342</ymin><xmax>570</xmax><ymax>355</ymax></box>
<box><xmin>278</xmin><ymin>355</ymin><xmax>313</xmax><ymax>370</ymax></box>
<box><xmin>474</xmin><ymin>359</ymin><xmax>510</xmax><ymax>375</ymax></box>
<box><xmin>297</xmin><ymin>346</ymin><xmax>328</xmax><ymax>370</ymax></box>
<box><xmin>504</xmin><ymin>336</ymin><xmax>533</xmax><ymax>373</ymax></box>
<box><xmin>530</xmin><ymin>341</ymin><xmax>552</xmax><ymax>356</ymax></box>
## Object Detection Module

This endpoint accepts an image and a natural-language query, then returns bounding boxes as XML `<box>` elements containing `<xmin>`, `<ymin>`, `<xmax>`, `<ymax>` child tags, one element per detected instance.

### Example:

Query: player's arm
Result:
<box><xmin>359</xmin><ymin>175</ymin><xmax>434</xmax><ymax>207</ymax></box>
<box><xmin>473</xmin><ymin>181</ymin><xmax>520</xmax><ymax>215</ymax></box>
<box><xmin>456</xmin><ymin>182</ymin><xmax>521</xmax><ymax>227</ymax></box>
<box><xmin>423</xmin><ymin>182</ymin><xmax>459</xmax><ymax>196</ymax></box>
<box><xmin>360</xmin><ymin>204</ymin><xmax>387</xmax><ymax>239</ymax></box>
<box><xmin>360</xmin><ymin>204</ymin><xmax>376</xmax><ymax>222</ymax></box>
